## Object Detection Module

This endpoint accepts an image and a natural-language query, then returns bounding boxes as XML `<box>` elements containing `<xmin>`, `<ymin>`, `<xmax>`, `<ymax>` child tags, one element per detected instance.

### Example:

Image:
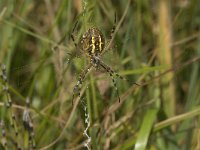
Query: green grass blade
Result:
<box><xmin>134</xmin><ymin>108</ymin><xmax>158</xmax><ymax>150</ymax></box>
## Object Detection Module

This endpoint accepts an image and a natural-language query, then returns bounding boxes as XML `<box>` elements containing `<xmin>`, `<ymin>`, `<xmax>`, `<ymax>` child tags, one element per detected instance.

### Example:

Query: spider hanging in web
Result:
<box><xmin>71</xmin><ymin>16</ymin><xmax>139</xmax><ymax>105</ymax></box>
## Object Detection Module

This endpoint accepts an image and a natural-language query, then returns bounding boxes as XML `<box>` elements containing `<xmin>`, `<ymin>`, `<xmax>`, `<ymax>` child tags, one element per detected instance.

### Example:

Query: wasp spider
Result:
<box><xmin>71</xmin><ymin>20</ymin><xmax>138</xmax><ymax>105</ymax></box>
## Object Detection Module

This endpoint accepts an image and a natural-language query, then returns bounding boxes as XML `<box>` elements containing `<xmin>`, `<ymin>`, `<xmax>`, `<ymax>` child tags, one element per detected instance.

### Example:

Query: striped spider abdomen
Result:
<box><xmin>79</xmin><ymin>27</ymin><xmax>105</xmax><ymax>56</ymax></box>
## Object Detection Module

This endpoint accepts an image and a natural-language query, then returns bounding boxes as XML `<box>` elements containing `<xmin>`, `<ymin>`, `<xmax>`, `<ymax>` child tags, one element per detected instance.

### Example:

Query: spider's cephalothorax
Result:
<box><xmin>79</xmin><ymin>27</ymin><xmax>105</xmax><ymax>56</ymax></box>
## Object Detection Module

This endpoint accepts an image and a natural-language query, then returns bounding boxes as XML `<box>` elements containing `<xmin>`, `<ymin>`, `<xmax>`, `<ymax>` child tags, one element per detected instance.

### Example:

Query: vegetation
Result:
<box><xmin>0</xmin><ymin>0</ymin><xmax>200</xmax><ymax>149</ymax></box>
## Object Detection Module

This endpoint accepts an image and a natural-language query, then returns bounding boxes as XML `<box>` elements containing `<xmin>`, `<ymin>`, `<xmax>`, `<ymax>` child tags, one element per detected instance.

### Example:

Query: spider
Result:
<box><xmin>71</xmin><ymin>19</ymin><xmax>139</xmax><ymax>105</ymax></box>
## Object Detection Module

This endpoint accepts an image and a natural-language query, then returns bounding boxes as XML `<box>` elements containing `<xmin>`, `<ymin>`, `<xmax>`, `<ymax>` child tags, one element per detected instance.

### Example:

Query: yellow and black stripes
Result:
<box><xmin>91</xmin><ymin>36</ymin><xmax>96</xmax><ymax>54</ymax></box>
<box><xmin>80</xmin><ymin>27</ymin><xmax>105</xmax><ymax>56</ymax></box>
<box><xmin>90</xmin><ymin>35</ymin><xmax>104</xmax><ymax>54</ymax></box>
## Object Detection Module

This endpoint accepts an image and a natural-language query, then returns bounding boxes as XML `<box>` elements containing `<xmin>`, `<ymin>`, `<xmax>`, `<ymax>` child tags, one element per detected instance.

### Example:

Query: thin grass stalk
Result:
<box><xmin>157</xmin><ymin>0</ymin><xmax>175</xmax><ymax>117</ymax></box>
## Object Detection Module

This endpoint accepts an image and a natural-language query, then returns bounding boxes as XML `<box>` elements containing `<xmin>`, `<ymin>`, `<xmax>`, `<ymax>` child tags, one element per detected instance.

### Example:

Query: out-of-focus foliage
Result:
<box><xmin>0</xmin><ymin>0</ymin><xmax>200</xmax><ymax>149</ymax></box>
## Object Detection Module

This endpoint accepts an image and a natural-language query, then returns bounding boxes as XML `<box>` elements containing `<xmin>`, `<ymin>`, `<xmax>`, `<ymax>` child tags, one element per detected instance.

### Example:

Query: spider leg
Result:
<box><xmin>72</xmin><ymin>64</ymin><xmax>92</xmax><ymax>105</ymax></box>
<box><xmin>98</xmin><ymin>61</ymin><xmax>121</xmax><ymax>103</ymax></box>
<box><xmin>109</xmin><ymin>12</ymin><xmax>117</xmax><ymax>40</ymax></box>
<box><xmin>99</xmin><ymin>60</ymin><xmax>139</xmax><ymax>86</ymax></box>
<box><xmin>104</xmin><ymin>13</ymin><xmax>117</xmax><ymax>53</ymax></box>
<box><xmin>70</xmin><ymin>21</ymin><xmax>79</xmax><ymax>48</ymax></box>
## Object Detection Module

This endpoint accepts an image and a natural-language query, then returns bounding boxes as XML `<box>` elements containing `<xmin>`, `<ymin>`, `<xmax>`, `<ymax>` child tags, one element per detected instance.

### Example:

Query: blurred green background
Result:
<box><xmin>0</xmin><ymin>0</ymin><xmax>200</xmax><ymax>149</ymax></box>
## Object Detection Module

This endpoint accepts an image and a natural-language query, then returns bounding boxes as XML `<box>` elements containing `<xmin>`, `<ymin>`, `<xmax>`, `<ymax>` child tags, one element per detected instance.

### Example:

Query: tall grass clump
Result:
<box><xmin>0</xmin><ymin>0</ymin><xmax>200</xmax><ymax>149</ymax></box>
